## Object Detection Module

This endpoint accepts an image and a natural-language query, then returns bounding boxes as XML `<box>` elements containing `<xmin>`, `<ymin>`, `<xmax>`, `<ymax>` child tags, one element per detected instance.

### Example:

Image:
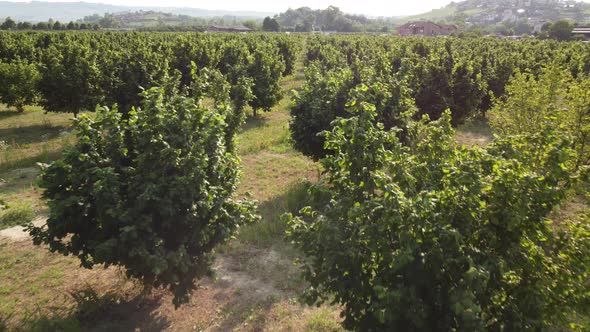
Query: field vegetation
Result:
<box><xmin>0</xmin><ymin>66</ymin><xmax>339</xmax><ymax>331</ymax></box>
<box><xmin>0</xmin><ymin>32</ymin><xmax>589</xmax><ymax>331</ymax></box>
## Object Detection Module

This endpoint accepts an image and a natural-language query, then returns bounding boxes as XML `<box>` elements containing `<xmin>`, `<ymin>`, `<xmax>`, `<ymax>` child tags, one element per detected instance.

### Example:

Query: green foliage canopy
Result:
<box><xmin>290</xmin><ymin>34</ymin><xmax>590</xmax><ymax>160</ymax></box>
<box><xmin>0</xmin><ymin>59</ymin><xmax>40</xmax><ymax>112</ymax></box>
<box><xmin>549</xmin><ymin>19</ymin><xmax>573</xmax><ymax>41</ymax></box>
<box><xmin>285</xmin><ymin>88</ymin><xmax>590</xmax><ymax>330</ymax></box>
<box><xmin>29</xmin><ymin>86</ymin><xmax>257</xmax><ymax>306</ymax></box>
<box><xmin>489</xmin><ymin>65</ymin><xmax>590</xmax><ymax>170</ymax></box>
<box><xmin>0</xmin><ymin>17</ymin><xmax>16</xmax><ymax>30</ymax></box>
<box><xmin>0</xmin><ymin>31</ymin><xmax>298</xmax><ymax>118</ymax></box>
<box><xmin>247</xmin><ymin>42</ymin><xmax>285</xmax><ymax>116</ymax></box>
<box><xmin>262</xmin><ymin>17</ymin><xmax>280</xmax><ymax>32</ymax></box>
<box><xmin>37</xmin><ymin>43</ymin><xmax>102</xmax><ymax>116</ymax></box>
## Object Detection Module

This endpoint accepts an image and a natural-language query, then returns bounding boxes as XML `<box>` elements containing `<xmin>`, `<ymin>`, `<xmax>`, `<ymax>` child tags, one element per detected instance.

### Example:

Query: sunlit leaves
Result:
<box><xmin>286</xmin><ymin>88</ymin><xmax>589</xmax><ymax>330</ymax></box>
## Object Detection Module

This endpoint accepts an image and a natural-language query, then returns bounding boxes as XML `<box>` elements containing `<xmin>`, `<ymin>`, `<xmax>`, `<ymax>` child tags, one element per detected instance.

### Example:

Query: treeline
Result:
<box><xmin>1</xmin><ymin>11</ymin><xmax>267</xmax><ymax>32</ymax></box>
<box><xmin>0</xmin><ymin>31</ymin><xmax>300</xmax><ymax>117</ymax></box>
<box><xmin>482</xmin><ymin>19</ymin><xmax>585</xmax><ymax>40</ymax></box>
<box><xmin>1</xmin><ymin>17</ymin><xmax>100</xmax><ymax>31</ymax></box>
<box><xmin>0</xmin><ymin>14</ymin><xmax>257</xmax><ymax>32</ymax></box>
<box><xmin>275</xmin><ymin>6</ymin><xmax>395</xmax><ymax>32</ymax></box>
<box><xmin>291</xmin><ymin>35</ymin><xmax>590</xmax><ymax>159</ymax></box>
<box><xmin>80</xmin><ymin>11</ymin><xmax>252</xmax><ymax>30</ymax></box>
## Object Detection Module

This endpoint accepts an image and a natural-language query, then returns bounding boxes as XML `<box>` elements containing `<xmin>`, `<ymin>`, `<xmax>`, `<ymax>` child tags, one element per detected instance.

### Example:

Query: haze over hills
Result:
<box><xmin>1</xmin><ymin>0</ymin><xmax>590</xmax><ymax>30</ymax></box>
<box><xmin>0</xmin><ymin>1</ymin><xmax>274</xmax><ymax>22</ymax></box>
<box><xmin>392</xmin><ymin>0</ymin><xmax>590</xmax><ymax>25</ymax></box>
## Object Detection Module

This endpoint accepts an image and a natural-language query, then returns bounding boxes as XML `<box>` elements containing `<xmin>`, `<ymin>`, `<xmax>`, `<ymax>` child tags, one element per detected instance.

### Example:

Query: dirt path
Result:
<box><xmin>81</xmin><ymin>245</ymin><xmax>298</xmax><ymax>332</ymax></box>
<box><xmin>0</xmin><ymin>216</ymin><xmax>46</xmax><ymax>241</ymax></box>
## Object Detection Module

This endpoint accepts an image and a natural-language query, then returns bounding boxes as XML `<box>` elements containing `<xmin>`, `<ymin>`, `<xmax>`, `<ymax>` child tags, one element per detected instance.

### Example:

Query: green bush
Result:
<box><xmin>247</xmin><ymin>42</ymin><xmax>285</xmax><ymax>116</ymax></box>
<box><xmin>548</xmin><ymin>20</ymin><xmax>573</xmax><ymax>41</ymax></box>
<box><xmin>29</xmin><ymin>85</ymin><xmax>257</xmax><ymax>307</ymax></box>
<box><xmin>489</xmin><ymin>66</ymin><xmax>590</xmax><ymax>171</ymax></box>
<box><xmin>285</xmin><ymin>87</ymin><xmax>590</xmax><ymax>330</ymax></box>
<box><xmin>0</xmin><ymin>59</ymin><xmax>40</xmax><ymax>112</ymax></box>
<box><xmin>37</xmin><ymin>44</ymin><xmax>102</xmax><ymax>117</ymax></box>
<box><xmin>290</xmin><ymin>63</ymin><xmax>415</xmax><ymax>160</ymax></box>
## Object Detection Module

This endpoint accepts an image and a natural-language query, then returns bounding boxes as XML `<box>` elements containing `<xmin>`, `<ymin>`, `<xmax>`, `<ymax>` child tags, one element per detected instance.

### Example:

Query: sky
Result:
<box><xmin>8</xmin><ymin>0</ymin><xmax>458</xmax><ymax>16</ymax></box>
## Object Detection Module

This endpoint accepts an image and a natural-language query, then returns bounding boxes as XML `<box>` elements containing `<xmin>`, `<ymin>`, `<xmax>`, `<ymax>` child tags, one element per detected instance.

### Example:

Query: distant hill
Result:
<box><xmin>3</xmin><ymin>0</ymin><xmax>590</xmax><ymax>32</ymax></box>
<box><xmin>80</xmin><ymin>10</ymin><xmax>240</xmax><ymax>29</ymax></box>
<box><xmin>0</xmin><ymin>1</ymin><xmax>273</xmax><ymax>23</ymax></box>
<box><xmin>273</xmin><ymin>2</ymin><xmax>590</xmax><ymax>34</ymax></box>
<box><xmin>391</xmin><ymin>5</ymin><xmax>460</xmax><ymax>24</ymax></box>
<box><xmin>392</xmin><ymin>0</ymin><xmax>590</xmax><ymax>26</ymax></box>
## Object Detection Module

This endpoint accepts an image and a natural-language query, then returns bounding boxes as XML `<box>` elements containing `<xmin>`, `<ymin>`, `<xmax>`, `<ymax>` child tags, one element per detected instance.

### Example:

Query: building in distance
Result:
<box><xmin>398</xmin><ymin>21</ymin><xmax>458</xmax><ymax>37</ymax></box>
<box><xmin>572</xmin><ymin>26</ymin><xmax>590</xmax><ymax>40</ymax></box>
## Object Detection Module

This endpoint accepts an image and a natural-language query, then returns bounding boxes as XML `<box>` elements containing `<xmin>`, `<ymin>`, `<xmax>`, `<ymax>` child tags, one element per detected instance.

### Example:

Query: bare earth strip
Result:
<box><xmin>0</xmin><ymin>216</ymin><xmax>46</xmax><ymax>241</ymax></box>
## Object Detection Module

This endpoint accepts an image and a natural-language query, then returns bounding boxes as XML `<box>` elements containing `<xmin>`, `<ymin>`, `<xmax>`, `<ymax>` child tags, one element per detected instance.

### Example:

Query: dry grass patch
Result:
<box><xmin>0</xmin><ymin>239</ymin><xmax>140</xmax><ymax>329</ymax></box>
<box><xmin>0</xmin><ymin>106</ymin><xmax>78</xmax><ymax>216</ymax></box>
<box><xmin>454</xmin><ymin>117</ymin><xmax>493</xmax><ymax>147</ymax></box>
<box><xmin>0</xmin><ymin>107</ymin><xmax>76</xmax><ymax>171</ymax></box>
<box><xmin>239</xmin><ymin>151</ymin><xmax>318</xmax><ymax>201</ymax></box>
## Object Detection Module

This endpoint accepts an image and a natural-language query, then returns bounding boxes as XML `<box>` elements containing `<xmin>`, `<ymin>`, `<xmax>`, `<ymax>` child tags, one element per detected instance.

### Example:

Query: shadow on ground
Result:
<box><xmin>0</xmin><ymin>125</ymin><xmax>68</xmax><ymax>146</ymax></box>
<box><xmin>0</xmin><ymin>149</ymin><xmax>64</xmax><ymax>173</ymax></box>
<box><xmin>211</xmin><ymin>290</ymin><xmax>279</xmax><ymax>332</ymax></box>
<box><xmin>238</xmin><ymin>179</ymin><xmax>312</xmax><ymax>248</ymax></box>
<box><xmin>0</xmin><ymin>110</ymin><xmax>23</xmax><ymax>121</ymax></box>
<box><xmin>239</xmin><ymin>115</ymin><xmax>270</xmax><ymax>134</ymax></box>
<box><xmin>5</xmin><ymin>286</ymin><xmax>170</xmax><ymax>332</ymax></box>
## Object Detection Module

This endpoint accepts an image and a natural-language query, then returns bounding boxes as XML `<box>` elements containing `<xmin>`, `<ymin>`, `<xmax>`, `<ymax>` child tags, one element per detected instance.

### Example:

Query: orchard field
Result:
<box><xmin>0</xmin><ymin>32</ymin><xmax>589</xmax><ymax>331</ymax></box>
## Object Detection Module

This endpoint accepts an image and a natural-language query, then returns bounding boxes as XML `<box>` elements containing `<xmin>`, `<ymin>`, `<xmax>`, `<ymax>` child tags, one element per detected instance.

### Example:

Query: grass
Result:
<box><xmin>238</xmin><ymin>180</ymin><xmax>311</xmax><ymax>248</ymax></box>
<box><xmin>0</xmin><ymin>241</ymin><xmax>74</xmax><ymax>324</ymax></box>
<box><xmin>235</xmin><ymin>63</ymin><xmax>320</xmax><ymax>249</ymax></box>
<box><xmin>454</xmin><ymin>117</ymin><xmax>493</xmax><ymax>147</ymax></box>
<box><xmin>0</xmin><ymin>201</ymin><xmax>35</xmax><ymax>230</ymax></box>
<box><xmin>0</xmin><ymin>107</ymin><xmax>75</xmax><ymax>173</ymax></box>
<box><xmin>0</xmin><ymin>238</ymin><xmax>144</xmax><ymax>329</ymax></box>
<box><xmin>304</xmin><ymin>308</ymin><xmax>345</xmax><ymax>332</ymax></box>
<box><xmin>236</xmin><ymin>111</ymin><xmax>292</xmax><ymax>155</ymax></box>
<box><xmin>0</xmin><ymin>106</ymin><xmax>76</xmax><ymax>218</ymax></box>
